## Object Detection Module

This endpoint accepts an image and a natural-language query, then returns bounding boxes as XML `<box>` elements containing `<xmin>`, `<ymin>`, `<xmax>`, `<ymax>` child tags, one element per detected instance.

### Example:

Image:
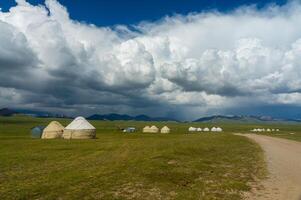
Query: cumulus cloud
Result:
<box><xmin>0</xmin><ymin>0</ymin><xmax>301</xmax><ymax>120</ymax></box>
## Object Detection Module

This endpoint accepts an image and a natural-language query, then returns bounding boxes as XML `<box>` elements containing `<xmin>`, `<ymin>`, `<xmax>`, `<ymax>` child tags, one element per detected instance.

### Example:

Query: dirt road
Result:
<box><xmin>242</xmin><ymin>134</ymin><xmax>301</xmax><ymax>200</ymax></box>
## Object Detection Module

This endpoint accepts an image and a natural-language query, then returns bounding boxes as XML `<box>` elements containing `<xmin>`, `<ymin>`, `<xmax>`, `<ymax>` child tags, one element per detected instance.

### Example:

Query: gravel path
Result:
<box><xmin>242</xmin><ymin>134</ymin><xmax>301</xmax><ymax>200</ymax></box>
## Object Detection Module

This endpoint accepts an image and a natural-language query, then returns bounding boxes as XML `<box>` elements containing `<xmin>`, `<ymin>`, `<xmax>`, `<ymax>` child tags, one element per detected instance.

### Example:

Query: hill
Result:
<box><xmin>0</xmin><ymin>108</ymin><xmax>18</xmax><ymax>116</ymax></box>
<box><xmin>194</xmin><ymin>115</ymin><xmax>301</xmax><ymax>123</ymax></box>
<box><xmin>87</xmin><ymin>113</ymin><xmax>176</xmax><ymax>122</ymax></box>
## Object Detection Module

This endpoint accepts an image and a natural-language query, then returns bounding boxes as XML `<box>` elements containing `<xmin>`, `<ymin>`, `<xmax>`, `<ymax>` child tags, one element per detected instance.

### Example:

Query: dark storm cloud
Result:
<box><xmin>0</xmin><ymin>0</ymin><xmax>301</xmax><ymax>120</ymax></box>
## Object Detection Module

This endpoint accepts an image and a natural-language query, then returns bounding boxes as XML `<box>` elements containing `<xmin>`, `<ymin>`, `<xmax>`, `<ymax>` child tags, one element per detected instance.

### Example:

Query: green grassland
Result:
<box><xmin>2</xmin><ymin>115</ymin><xmax>300</xmax><ymax>199</ymax></box>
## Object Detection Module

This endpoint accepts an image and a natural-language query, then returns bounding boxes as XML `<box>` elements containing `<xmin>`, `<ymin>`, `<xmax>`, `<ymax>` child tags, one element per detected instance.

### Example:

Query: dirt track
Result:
<box><xmin>242</xmin><ymin>134</ymin><xmax>301</xmax><ymax>200</ymax></box>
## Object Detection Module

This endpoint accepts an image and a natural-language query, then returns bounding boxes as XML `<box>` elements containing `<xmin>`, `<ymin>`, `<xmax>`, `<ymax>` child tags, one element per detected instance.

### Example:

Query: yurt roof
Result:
<box><xmin>65</xmin><ymin>117</ymin><xmax>95</xmax><ymax>130</ymax></box>
<box><xmin>44</xmin><ymin>121</ymin><xmax>64</xmax><ymax>132</ymax></box>
<box><xmin>144</xmin><ymin>126</ymin><xmax>150</xmax><ymax>129</ymax></box>
<box><xmin>161</xmin><ymin>126</ymin><xmax>170</xmax><ymax>130</ymax></box>
<box><xmin>151</xmin><ymin>125</ymin><xmax>158</xmax><ymax>129</ymax></box>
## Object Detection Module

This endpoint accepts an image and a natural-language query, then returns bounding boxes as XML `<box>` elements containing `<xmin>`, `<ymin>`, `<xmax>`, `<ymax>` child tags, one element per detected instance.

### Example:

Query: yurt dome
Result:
<box><xmin>211</xmin><ymin>127</ymin><xmax>217</xmax><ymax>132</ymax></box>
<box><xmin>203</xmin><ymin>127</ymin><xmax>209</xmax><ymax>132</ymax></box>
<box><xmin>267</xmin><ymin>128</ymin><xmax>271</xmax><ymax>132</ymax></box>
<box><xmin>197</xmin><ymin>128</ymin><xmax>202</xmax><ymax>132</ymax></box>
<box><xmin>63</xmin><ymin>117</ymin><xmax>96</xmax><ymax>139</ymax></box>
<box><xmin>143</xmin><ymin>126</ymin><xmax>151</xmax><ymax>133</ymax></box>
<box><xmin>149</xmin><ymin>125</ymin><xmax>159</xmax><ymax>133</ymax></box>
<box><xmin>42</xmin><ymin>121</ymin><xmax>64</xmax><ymax>139</ymax></box>
<box><xmin>216</xmin><ymin>127</ymin><xmax>222</xmax><ymax>132</ymax></box>
<box><xmin>161</xmin><ymin>126</ymin><xmax>170</xmax><ymax>133</ymax></box>
<box><xmin>188</xmin><ymin>127</ymin><xmax>196</xmax><ymax>132</ymax></box>
<box><xmin>31</xmin><ymin>126</ymin><xmax>45</xmax><ymax>139</ymax></box>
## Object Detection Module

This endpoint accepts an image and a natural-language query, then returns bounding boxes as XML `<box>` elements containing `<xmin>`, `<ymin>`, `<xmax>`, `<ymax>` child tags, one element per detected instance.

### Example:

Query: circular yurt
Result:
<box><xmin>143</xmin><ymin>126</ymin><xmax>151</xmax><ymax>133</ymax></box>
<box><xmin>267</xmin><ymin>128</ymin><xmax>271</xmax><ymax>132</ymax></box>
<box><xmin>216</xmin><ymin>127</ymin><xmax>222</xmax><ymax>132</ymax></box>
<box><xmin>31</xmin><ymin>126</ymin><xmax>45</xmax><ymax>138</ymax></box>
<box><xmin>149</xmin><ymin>125</ymin><xmax>159</xmax><ymax>133</ymax></box>
<box><xmin>197</xmin><ymin>128</ymin><xmax>202</xmax><ymax>132</ymax></box>
<box><xmin>211</xmin><ymin>127</ymin><xmax>217</xmax><ymax>132</ymax></box>
<box><xmin>63</xmin><ymin>117</ymin><xmax>96</xmax><ymax>139</ymax></box>
<box><xmin>188</xmin><ymin>127</ymin><xmax>196</xmax><ymax>132</ymax></box>
<box><xmin>203</xmin><ymin>127</ymin><xmax>210</xmax><ymax>132</ymax></box>
<box><xmin>42</xmin><ymin>121</ymin><xmax>64</xmax><ymax>139</ymax></box>
<box><xmin>161</xmin><ymin>126</ymin><xmax>170</xmax><ymax>133</ymax></box>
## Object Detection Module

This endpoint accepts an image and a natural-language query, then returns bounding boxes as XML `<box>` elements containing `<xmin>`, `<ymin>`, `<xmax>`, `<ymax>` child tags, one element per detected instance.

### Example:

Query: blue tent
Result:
<box><xmin>123</xmin><ymin>127</ymin><xmax>136</xmax><ymax>133</ymax></box>
<box><xmin>31</xmin><ymin>126</ymin><xmax>45</xmax><ymax>138</ymax></box>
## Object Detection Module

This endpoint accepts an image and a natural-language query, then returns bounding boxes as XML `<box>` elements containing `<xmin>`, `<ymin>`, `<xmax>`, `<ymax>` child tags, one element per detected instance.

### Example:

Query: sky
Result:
<box><xmin>0</xmin><ymin>0</ymin><xmax>301</xmax><ymax>120</ymax></box>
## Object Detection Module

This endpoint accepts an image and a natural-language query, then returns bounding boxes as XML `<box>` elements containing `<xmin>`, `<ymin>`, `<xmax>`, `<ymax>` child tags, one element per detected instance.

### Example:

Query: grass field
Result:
<box><xmin>3</xmin><ymin>115</ymin><xmax>300</xmax><ymax>199</ymax></box>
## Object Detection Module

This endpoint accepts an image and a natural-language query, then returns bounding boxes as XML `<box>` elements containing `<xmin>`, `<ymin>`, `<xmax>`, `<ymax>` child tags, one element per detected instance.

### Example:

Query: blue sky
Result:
<box><xmin>1</xmin><ymin>0</ymin><xmax>301</xmax><ymax>120</ymax></box>
<box><xmin>1</xmin><ymin>0</ymin><xmax>287</xmax><ymax>26</ymax></box>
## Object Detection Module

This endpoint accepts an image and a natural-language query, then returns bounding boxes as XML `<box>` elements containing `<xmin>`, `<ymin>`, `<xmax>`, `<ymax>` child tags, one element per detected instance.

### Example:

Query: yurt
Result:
<box><xmin>149</xmin><ymin>125</ymin><xmax>159</xmax><ymax>133</ymax></box>
<box><xmin>143</xmin><ymin>126</ymin><xmax>151</xmax><ymax>133</ymax></box>
<box><xmin>197</xmin><ymin>128</ymin><xmax>202</xmax><ymax>132</ymax></box>
<box><xmin>63</xmin><ymin>117</ymin><xmax>96</xmax><ymax>139</ymax></box>
<box><xmin>216</xmin><ymin>127</ymin><xmax>222</xmax><ymax>132</ymax></box>
<box><xmin>188</xmin><ymin>127</ymin><xmax>196</xmax><ymax>132</ymax></box>
<box><xmin>203</xmin><ymin>127</ymin><xmax>210</xmax><ymax>132</ymax></box>
<box><xmin>31</xmin><ymin>126</ymin><xmax>45</xmax><ymax>138</ymax></box>
<box><xmin>42</xmin><ymin>121</ymin><xmax>64</xmax><ymax>139</ymax></box>
<box><xmin>272</xmin><ymin>129</ymin><xmax>275</xmax><ymax>132</ymax></box>
<box><xmin>267</xmin><ymin>128</ymin><xmax>271</xmax><ymax>132</ymax></box>
<box><xmin>276</xmin><ymin>129</ymin><xmax>280</xmax><ymax>131</ymax></box>
<box><xmin>211</xmin><ymin>127</ymin><xmax>217</xmax><ymax>132</ymax></box>
<box><xmin>161</xmin><ymin>126</ymin><xmax>170</xmax><ymax>133</ymax></box>
<box><xmin>252</xmin><ymin>128</ymin><xmax>257</xmax><ymax>132</ymax></box>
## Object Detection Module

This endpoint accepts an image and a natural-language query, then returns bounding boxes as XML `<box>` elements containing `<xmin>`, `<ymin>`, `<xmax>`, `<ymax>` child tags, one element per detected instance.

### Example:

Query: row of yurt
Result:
<box><xmin>251</xmin><ymin>128</ymin><xmax>280</xmax><ymax>132</ymax></box>
<box><xmin>34</xmin><ymin>117</ymin><xmax>96</xmax><ymax>139</ymax></box>
<box><xmin>143</xmin><ymin>125</ymin><xmax>170</xmax><ymax>133</ymax></box>
<box><xmin>188</xmin><ymin>127</ymin><xmax>223</xmax><ymax>132</ymax></box>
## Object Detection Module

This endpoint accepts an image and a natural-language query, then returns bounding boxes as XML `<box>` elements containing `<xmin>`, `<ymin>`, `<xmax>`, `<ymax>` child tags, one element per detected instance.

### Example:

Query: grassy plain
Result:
<box><xmin>0</xmin><ymin>115</ymin><xmax>287</xmax><ymax>200</ymax></box>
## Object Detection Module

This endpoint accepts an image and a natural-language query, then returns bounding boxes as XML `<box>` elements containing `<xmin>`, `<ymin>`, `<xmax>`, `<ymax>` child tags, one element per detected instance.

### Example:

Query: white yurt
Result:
<box><xmin>211</xmin><ymin>127</ymin><xmax>217</xmax><ymax>132</ymax></box>
<box><xmin>272</xmin><ymin>129</ymin><xmax>275</xmax><ymax>132</ymax></box>
<box><xmin>197</xmin><ymin>128</ymin><xmax>202</xmax><ymax>132</ymax></box>
<box><xmin>161</xmin><ymin>126</ymin><xmax>170</xmax><ymax>133</ymax></box>
<box><xmin>149</xmin><ymin>125</ymin><xmax>159</xmax><ymax>133</ymax></box>
<box><xmin>216</xmin><ymin>127</ymin><xmax>222</xmax><ymax>132</ymax></box>
<box><xmin>252</xmin><ymin>128</ymin><xmax>257</xmax><ymax>132</ymax></box>
<box><xmin>203</xmin><ymin>127</ymin><xmax>210</xmax><ymax>132</ymax></box>
<box><xmin>267</xmin><ymin>128</ymin><xmax>271</xmax><ymax>132</ymax></box>
<box><xmin>42</xmin><ymin>121</ymin><xmax>64</xmax><ymax>139</ymax></box>
<box><xmin>63</xmin><ymin>117</ymin><xmax>96</xmax><ymax>139</ymax></box>
<box><xmin>188</xmin><ymin>127</ymin><xmax>196</xmax><ymax>132</ymax></box>
<box><xmin>276</xmin><ymin>129</ymin><xmax>280</xmax><ymax>131</ymax></box>
<box><xmin>143</xmin><ymin>126</ymin><xmax>151</xmax><ymax>133</ymax></box>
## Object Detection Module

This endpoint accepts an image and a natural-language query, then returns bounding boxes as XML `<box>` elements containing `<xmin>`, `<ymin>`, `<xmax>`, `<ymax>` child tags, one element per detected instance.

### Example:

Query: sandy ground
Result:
<box><xmin>242</xmin><ymin>134</ymin><xmax>301</xmax><ymax>200</ymax></box>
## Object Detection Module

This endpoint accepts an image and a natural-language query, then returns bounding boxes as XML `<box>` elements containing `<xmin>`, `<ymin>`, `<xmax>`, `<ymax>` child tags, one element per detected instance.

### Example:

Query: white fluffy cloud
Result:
<box><xmin>0</xmin><ymin>0</ymin><xmax>301</xmax><ymax>120</ymax></box>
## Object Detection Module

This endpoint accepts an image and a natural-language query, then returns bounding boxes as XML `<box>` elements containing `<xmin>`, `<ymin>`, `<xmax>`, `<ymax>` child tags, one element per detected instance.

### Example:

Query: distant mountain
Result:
<box><xmin>87</xmin><ymin>113</ymin><xmax>176</xmax><ymax>122</ymax></box>
<box><xmin>0</xmin><ymin>108</ymin><xmax>18</xmax><ymax>116</ymax></box>
<box><xmin>194</xmin><ymin>115</ymin><xmax>301</xmax><ymax>123</ymax></box>
<box><xmin>0</xmin><ymin>108</ymin><xmax>70</xmax><ymax>118</ymax></box>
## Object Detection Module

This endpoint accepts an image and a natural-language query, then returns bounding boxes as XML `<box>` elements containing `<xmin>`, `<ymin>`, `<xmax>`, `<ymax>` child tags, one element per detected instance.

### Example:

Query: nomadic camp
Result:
<box><xmin>31</xmin><ymin>126</ymin><xmax>45</xmax><ymax>138</ymax></box>
<box><xmin>161</xmin><ymin>126</ymin><xmax>170</xmax><ymax>133</ymax></box>
<box><xmin>197</xmin><ymin>128</ymin><xmax>202</xmax><ymax>132</ymax></box>
<box><xmin>123</xmin><ymin>127</ymin><xmax>135</xmax><ymax>133</ymax></box>
<box><xmin>63</xmin><ymin>117</ymin><xmax>96</xmax><ymax>139</ymax></box>
<box><xmin>188</xmin><ymin>127</ymin><xmax>196</xmax><ymax>132</ymax></box>
<box><xmin>203</xmin><ymin>127</ymin><xmax>210</xmax><ymax>132</ymax></box>
<box><xmin>42</xmin><ymin>121</ymin><xmax>64</xmax><ymax>139</ymax></box>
